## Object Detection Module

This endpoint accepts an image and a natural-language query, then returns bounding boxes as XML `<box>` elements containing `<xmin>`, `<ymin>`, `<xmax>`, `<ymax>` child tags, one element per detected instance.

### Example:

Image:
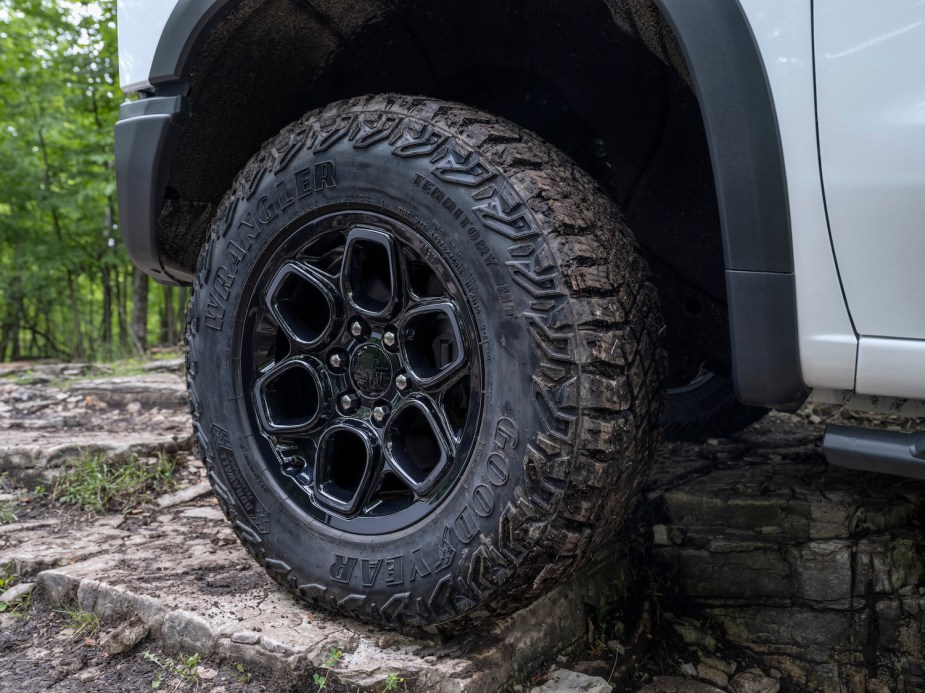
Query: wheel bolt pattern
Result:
<box><xmin>246</xmin><ymin>217</ymin><xmax>481</xmax><ymax>532</ymax></box>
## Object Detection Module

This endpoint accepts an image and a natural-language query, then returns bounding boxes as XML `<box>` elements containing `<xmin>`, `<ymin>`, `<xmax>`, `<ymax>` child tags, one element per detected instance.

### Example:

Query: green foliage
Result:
<box><xmin>0</xmin><ymin>474</ymin><xmax>20</xmax><ymax>524</ymax></box>
<box><xmin>0</xmin><ymin>563</ymin><xmax>17</xmax><ymax>591</ymax></box>
<box><xmin>384</xmin><ymin>672</ymin><xmax>406</xmax><ymax>691</ymax></box>
<box><xmin>53</xmin><ymin>451</ymin><xmax>177</xmax><ymax>512</ymax></box>
<box><xmin>0</xmin><ymin>1</ymin><xmax>186</xmax><ymax>363</ymax></box>
<box><xmin>0</xmin><ymin>500</ymin><xmax>16</xmax><ymax>524</ymax></box>
<box><xmin>143</xmin><ymin>650</ymin><xmax>203</xmax><ymax>689</ymax></box>
<box><xmin>313</xmin><ymin>647</ymin><xmax>344</xmax><ymax>690</ymax></box>
<box><xmin>233</xmin><ymin>661</ymin><xmax>252</xmax><ymax>684</ymax></box>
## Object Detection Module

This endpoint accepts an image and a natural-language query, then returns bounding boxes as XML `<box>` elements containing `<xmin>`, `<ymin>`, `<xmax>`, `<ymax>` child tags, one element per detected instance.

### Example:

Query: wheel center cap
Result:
<box><xmin>350</xmin><ymin>344</ymin><xmax>393</xmax><ymax>398</ymax></box>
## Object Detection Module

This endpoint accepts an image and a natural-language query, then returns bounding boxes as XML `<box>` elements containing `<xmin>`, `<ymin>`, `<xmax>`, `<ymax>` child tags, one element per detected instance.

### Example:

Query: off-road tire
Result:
<box><xmin>186</xmin><ymin>94</ymin><xmax>665</xmax><ymax>631</ymax></box>
<box><xmin>663</xmin><ymin>372</ymin><xmax>766</xmax><ymax>441</ymax></box>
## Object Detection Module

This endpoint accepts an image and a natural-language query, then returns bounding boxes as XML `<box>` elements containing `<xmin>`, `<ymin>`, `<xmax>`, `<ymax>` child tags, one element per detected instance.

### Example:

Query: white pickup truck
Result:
<box><xmin>115</xmin><ymin>0</ymin><xmax>925</xmax><ymax>630</ymax></box>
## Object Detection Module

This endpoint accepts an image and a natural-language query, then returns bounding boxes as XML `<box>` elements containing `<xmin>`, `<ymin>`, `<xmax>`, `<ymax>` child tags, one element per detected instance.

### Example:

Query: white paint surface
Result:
<box><xmin>738</xmin><ymin>0</ymin><xmax>858</xmax><ymax>391</ymax></box>
<box><xmin>815</xmin><ymin>0</ymin><xmax>925</xmax><ymax>340</ymax></box>
<box><xmin>118</xmin><ymin>0</ymin><xmax>183</xmax><ymax>92</ymax></box>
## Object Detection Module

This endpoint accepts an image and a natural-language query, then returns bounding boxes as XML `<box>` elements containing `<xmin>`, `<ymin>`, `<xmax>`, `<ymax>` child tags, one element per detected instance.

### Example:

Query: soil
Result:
<box><xmin>1</xmin><ymin>356</ymin><xmax>923</xmax><ymax>693</ymax></box>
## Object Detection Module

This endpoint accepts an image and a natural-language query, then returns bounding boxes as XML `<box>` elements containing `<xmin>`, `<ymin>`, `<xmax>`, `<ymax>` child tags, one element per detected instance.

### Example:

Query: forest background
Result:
<box><xmin>0</xmin><ymin>0</ymin><xmax>183</xmax><ymax>363</ymax></box>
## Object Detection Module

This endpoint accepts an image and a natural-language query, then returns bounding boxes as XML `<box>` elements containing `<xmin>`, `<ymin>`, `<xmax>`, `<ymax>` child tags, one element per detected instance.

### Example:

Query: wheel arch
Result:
<box><xmin>116</xmin><ymin>0</ymin><xmax>805</xmax><ymax>406</ymax></box>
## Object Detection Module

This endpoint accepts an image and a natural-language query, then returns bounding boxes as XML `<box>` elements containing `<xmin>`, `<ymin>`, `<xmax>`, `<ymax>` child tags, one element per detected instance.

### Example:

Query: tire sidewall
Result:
<box><xmin>190</xmin><ymin>112</ymin><xmax>569</xmax><ymax>625</ymax></box>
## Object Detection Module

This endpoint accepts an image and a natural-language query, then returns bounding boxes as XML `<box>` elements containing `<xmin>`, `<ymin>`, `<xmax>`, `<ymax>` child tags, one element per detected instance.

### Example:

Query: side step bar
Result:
<box><xmin>823</xmin><ymin>424</ymin><xmax>925</xmax><ymax>480</ymax></box>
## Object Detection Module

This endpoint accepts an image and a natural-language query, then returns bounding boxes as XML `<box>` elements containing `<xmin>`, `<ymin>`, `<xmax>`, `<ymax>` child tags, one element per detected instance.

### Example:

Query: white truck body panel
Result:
<box><xmin>814</xmin><ymin>0</ymin><xmax>925</xmax><ymax>396</ymax></box>
<box><xmin>815</xmin><ymin>0</ymin><xmax>925</xmax><ymax>341</ymax></box>
<box><xmin>738</xmin><ymin>0</ymin><xmax>858</xmax><ymax>392</ymax></box>
<box><xmin>857</xmin><ymin>337</ymin><xmax>925</xmax><ymax>400</ymax></box>
<box><xmin>117</xmin><ymin>0</ymin><xmax>182</xmax><ymax>92</ymax></box>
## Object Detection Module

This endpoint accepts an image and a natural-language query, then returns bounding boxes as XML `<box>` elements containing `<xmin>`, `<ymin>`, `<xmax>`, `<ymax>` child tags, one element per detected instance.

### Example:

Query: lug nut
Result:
<box><xmin>350</xmin><ymin>321</ymin><xmax>363</xmax><ymax>338</ymax></box>
<box><xmin>383</xmin><ymin>331</ymin><xmax>397</xmax><ymax>348</ymax></box>
<box><xmin>372</xmin><ymin>405</ymin><xmax>390</xmax><ymax>425</ymax></box>
<box><xmin>339</xmin><ymin>393</ymin><xmax>360</xmax><ymax>413</ymax></box>
<box><xmin>329</xmin><ymin>352</ymin><xmax>344</xmax><ymax>369</ymax></box>
<box><xmin>395</xmin><ymin>374</ymin><xmax>408</xmax><ymax>391</ymax></box>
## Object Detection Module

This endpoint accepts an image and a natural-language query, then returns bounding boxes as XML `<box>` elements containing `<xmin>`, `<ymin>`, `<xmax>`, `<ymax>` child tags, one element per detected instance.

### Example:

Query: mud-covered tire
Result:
<box><xmin>662</xmin><ymin>372</ymin><xmax>766</xmax><ymax>441</ymax></box>
<box><xmin>186</xmin><ymin>94</ymin><xmax>665</xmax><ymax>631</ymax></box>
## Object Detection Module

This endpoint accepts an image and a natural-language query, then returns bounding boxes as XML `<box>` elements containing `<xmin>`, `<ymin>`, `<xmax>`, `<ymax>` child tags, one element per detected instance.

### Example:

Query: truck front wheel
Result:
<box><xmin>186</xmin><ymin>94</ymin><xmax>665</xmax><ymax>629</ymax></box>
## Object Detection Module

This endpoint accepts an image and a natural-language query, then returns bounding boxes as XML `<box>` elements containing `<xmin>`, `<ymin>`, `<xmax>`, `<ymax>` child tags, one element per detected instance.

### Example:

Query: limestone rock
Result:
<box><xmin>0</xmin><ymin>581</ymin><xmax>34</xmax><ymax>604</ymax></box>
<box><xmin>529</xmin><ymin>668</ymin><xmax>612</xmax><ymax>693</ymax></box>
<box><xmin>729</xmin><ymin>669</ymin><xmax>780</xmax><ymax>693</ymax></box>
<box><xmin>697</xmin><ymin>662</ymin><xmax>728</xmax><ymax>689</ymax></box>
<box><xmin>100</xmin><ymin>616</ymin><xmax>150</xmax><ymax>655</ymax></box>
<box><xmin>638</xmin><ymin>676</ymin><xmax>725</xmax><ymax>693</ymax></box>
<box><xmin>156</xmin><ymin>482</ymin><xmax>212</xmax><ymax>508</ymax></box>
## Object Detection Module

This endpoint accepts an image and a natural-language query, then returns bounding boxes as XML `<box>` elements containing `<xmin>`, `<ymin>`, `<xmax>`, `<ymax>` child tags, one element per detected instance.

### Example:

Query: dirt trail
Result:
<box><xmin>1</xmin><ymin>361</ymin><xmax>922</xmax><ymax>692</ymax></box>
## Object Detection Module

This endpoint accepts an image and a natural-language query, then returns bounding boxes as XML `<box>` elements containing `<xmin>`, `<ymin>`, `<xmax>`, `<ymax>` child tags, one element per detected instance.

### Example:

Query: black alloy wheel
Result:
<box><xmin>244</xmin><ymin>212</ymin><xmax>482</xmax><ymax>533</ymax></box>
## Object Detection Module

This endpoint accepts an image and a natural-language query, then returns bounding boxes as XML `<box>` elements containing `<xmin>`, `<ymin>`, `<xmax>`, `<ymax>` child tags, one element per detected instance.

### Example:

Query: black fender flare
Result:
<box><xmin>149</xmin><ymin>0</ymin><xmax>243</xmax><ymax>86</ymax></box>
<box><xmin>655</xmin><ymin>0</ymin><xmax>805</xmax><ymax>407</ymax></box>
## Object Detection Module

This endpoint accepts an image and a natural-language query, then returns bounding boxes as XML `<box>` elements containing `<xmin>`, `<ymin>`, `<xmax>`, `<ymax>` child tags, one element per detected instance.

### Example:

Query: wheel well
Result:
<box><xmin>159</xmin><ymin>0</ymin><xmax>729</xmax><ymax>380</ymax></box>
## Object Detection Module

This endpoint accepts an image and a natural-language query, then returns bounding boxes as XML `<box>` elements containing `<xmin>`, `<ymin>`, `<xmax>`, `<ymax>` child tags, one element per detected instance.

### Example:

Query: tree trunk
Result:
<box><xmin>161</xmin><ymin>285</ymin><xmax>174</xmax><ymax>346</ymax></box>
<box><xmin>116</xmin><ymin>268</ymin><xmax>129</xmax><ymax>353</ymax></box>
<box><xmin>65</xmin><ymin>270</ymin><xmax>85</xmax><ymax>360</ymax></box>
<box><xmin>100</xmin><ymin>201</ymin><xmax>114</xmax><ymax>360</ymax></box>
<box><xmin>131</xmin><ymin>266</ymin><xmax>148</xmax><ymax>354</ymax></box>
<box><xmin>38</xmin><ymin>128</ymin><xmax>85</xmax><ymax>360</ymax></box>
<box><xmin>176</xmin><ymin>286</ymin><xmax>188</xmax><ymax>344</ymax></box>
<box><xmin>101</xmin><ymin>263</ymin><xmax>113</xmax><ymax>360</ymax></box>
<box><xmin>0</xmin><ymin>256</ymin><xmax>23</xmax><ymax>361</ymax></box>
<box><xmin>3</xmin><ymin>296</ymin><xmax>22</xmax><ymax>361</ymax></box>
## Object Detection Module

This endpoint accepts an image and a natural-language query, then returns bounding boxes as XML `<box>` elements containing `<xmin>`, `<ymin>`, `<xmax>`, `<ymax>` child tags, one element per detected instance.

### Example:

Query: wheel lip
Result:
<box><xmin>235</xmin><ymin>207</ymin><xmax>486</xmax><ymax>537</ymax></box>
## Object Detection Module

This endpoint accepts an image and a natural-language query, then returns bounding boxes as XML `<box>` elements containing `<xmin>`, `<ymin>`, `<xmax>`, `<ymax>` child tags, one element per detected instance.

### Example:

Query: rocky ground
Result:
<box><xmin>0</xmin><ymin>357</ymin><xmax>923</xmax><ymax>692</ymax></box>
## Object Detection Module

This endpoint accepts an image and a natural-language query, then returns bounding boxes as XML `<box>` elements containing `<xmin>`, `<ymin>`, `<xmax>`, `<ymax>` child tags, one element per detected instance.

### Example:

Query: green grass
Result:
<box><xmin>0</xmin><ymin>563</ymin><xmax>18</xmax><ymax>594</ymax></box>
<box><xmin>0</xmin><ymin>500</ymin><xmax>17</xmax><ymax>525</ymax></box>
<box><xmin>0</xmin><ymin>564</ymin><xmax>33</xmax><ymax>617</ymax></box>
<box><xmin>57</xmin><ymin>606</ymin><xmax>101</xmax><ymax>641</ymax></box>
<box><xmin>53</xmin><ymin>452</ymin><xmax>178</xmax><ymax>513</ymax></box>
<box><xmin>0</xmin><ymin>475</ymin><xmax>22</xmax><ymax>524</ymax></box>
<box><xmin>143</xmin><ymin>650</ymin><xmax>202</xmax><ymax>689</ymax></box>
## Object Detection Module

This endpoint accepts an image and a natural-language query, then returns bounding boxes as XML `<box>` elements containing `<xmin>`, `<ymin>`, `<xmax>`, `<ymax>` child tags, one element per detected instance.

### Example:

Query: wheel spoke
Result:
<box><xmin>254</xmin><ymin>356</ymin><xmax>328</xmax><ymax>434</ymax></box>
<box><xmin>401</xmin><ymin>247</ymin><xmax>446</xmax><ymax>301</ymax></box>
<box><xmin>385</xmin><ymin>396</ymin><xmax>453</xmax><ymax>497</ymax></box>
<box><xmin>265</xmin><ymin>262</ymin><xmax>342</xmax><ymax>349</ymax></box>
<box><xmin>341</xmin><ymin>226</ymin><xmax>400</xmax><ymax>317</ymax></box>
<box><xmin>399</xmin><ymin>302</ymin><xmax>467</xmax><ymax>388</ymax></box>
<box><xmin>440</xmin><ymin>371</ymin><xmax>472</xmax><ymax>440</ymax></box>
<box><xmin>314</xmin><ymin>421</ymin><xmax>380</xmax><ymax>515</ymax></box>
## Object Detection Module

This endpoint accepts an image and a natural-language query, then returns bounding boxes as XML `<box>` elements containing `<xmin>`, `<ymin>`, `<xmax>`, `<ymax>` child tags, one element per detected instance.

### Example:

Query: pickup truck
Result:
<box><xmin>115</xmin><ymin>0</ymin><xmax>925</xmax><ymax>629</ymax></box>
